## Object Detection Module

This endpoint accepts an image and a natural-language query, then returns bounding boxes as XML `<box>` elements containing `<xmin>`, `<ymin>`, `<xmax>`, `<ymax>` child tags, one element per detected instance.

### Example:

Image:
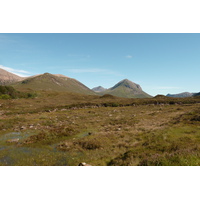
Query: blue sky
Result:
<box><xmin>0</xmin><ymin>33</ymin><xmax>199</xmax><ymax>96</ymax></box>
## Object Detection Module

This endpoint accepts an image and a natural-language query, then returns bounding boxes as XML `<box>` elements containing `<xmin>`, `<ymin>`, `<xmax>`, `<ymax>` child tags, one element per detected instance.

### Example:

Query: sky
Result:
<box><xmin>1</xmin><ymin>1</ymin><xmax>200</xmax><ymax>198</ymax></box>
<box><xmin>0</xmin><ymin>33</ymin><xmax>200</xmax><ymax>96</ymax></box>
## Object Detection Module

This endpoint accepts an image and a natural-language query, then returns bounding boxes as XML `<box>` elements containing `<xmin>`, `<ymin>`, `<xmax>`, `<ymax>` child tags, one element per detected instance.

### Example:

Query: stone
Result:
<box><xmin>20</xmin><ymin>126</ymin><xmax>26</xmax><ymax>130</ymax></box>
<box><xmin>7</xmin><ymin>138</ymin><xmax>19</xmax><ymax>143</ymax></box>
<box><xmin>78</xmin><ymin>162</ymin><xmax>92</xmax><ymax>166</ymax></box>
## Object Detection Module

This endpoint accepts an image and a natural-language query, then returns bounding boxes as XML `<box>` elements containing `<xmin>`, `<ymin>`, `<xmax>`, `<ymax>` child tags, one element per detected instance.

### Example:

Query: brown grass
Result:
<box><xmin>0</xmin><ymin>92</ymin><xmax>200</xmax><ymax>165</ymax></box>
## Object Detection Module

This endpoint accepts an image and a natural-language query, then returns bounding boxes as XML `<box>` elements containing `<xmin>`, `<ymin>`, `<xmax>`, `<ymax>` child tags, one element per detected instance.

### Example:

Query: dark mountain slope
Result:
<box><xmin>193</xmin><ymin>92</ymin><xmax>200</xmax><ymax>97</ymax></box>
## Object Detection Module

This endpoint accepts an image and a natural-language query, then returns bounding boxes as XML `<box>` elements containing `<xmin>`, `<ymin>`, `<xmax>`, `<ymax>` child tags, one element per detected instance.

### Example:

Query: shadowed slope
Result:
<box><xmin>193</xmin><ymin>92</ymin><xmax>200</xmax><ymax>97</ymax></box>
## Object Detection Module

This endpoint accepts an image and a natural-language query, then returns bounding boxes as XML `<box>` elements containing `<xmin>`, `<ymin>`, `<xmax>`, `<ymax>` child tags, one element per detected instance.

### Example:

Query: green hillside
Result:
<box><xmin>12</xmin><ymin>73</ymin><xmax>96</xmax><ymax>95</ymax></box>
<box><xmin>99</xmin><ymin>79</ymin><xmax>152</xmax><ymax>98</ymax></box>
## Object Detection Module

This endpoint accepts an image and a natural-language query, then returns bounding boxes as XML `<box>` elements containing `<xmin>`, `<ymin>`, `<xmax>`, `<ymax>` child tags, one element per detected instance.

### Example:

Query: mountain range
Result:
<box><xmin>0</xmin><ymin>68</ymin><xmax>152</xmax><ymax>98</ymax></box>
<box><xmin>1</xmin><ymin>67</ymin><xmax>199</xmax><ymax>98</ymax></box>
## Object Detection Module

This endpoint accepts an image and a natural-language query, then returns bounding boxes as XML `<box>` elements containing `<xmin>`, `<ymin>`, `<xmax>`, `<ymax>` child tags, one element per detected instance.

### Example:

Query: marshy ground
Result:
<box><xmin>0</xmin><ymin>92</ymin><xmax>200</xmax><ymax>166</ymax></box>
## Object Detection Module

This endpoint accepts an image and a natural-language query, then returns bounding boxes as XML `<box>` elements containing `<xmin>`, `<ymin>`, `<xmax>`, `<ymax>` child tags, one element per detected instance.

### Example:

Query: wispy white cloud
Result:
<box><xmin>0</xmin><ymin>65</ymin><xmax>32</xmax><ymax>77</ymax></box>
<box><xmin>126</xmin><ymin>55</ymin><xmax>133</xmax><ymax>59</ymax></box>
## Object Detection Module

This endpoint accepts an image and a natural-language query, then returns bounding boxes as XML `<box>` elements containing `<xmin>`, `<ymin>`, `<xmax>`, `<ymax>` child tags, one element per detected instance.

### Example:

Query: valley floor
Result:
<box><xmin>0</xmin><ymin>95</ymin><xmax>200</xmax><ymax>166</ymax></box>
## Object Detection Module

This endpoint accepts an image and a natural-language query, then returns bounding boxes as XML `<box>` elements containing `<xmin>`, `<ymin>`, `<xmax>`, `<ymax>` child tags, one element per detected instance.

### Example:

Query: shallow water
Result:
<box><xmin>0</xmin><ymin>131</ymin><xmax>70</xmax><ymax>166</ymax></box>
<box><xmin>0</xmin><ymin>131</ymin><xmax>34</xmax><ymax>141</ymax></box>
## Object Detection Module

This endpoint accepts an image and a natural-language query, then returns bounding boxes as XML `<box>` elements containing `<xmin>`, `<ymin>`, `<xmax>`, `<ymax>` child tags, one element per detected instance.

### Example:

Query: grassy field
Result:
<box><xmin>0</xmin><ymin>91</ymin><xmax>200</xmax><ymax>166</ymax></box>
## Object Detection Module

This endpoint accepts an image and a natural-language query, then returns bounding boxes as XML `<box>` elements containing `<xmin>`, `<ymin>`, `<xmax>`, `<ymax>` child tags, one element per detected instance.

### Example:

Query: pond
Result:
<box><xmin>0</xmin><ymin>131</ymin><xmax>72</xmax><ymax>166</ymax></box>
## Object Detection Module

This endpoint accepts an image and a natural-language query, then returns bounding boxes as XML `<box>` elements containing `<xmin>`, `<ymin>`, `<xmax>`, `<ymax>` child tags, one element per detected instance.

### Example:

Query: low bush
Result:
<box><xmin>0</xmin><ymin>85</ymin><xmax>37</xmax><ymax>99</ymax></box>
<box><xmin>76</xmin><ymin>138</ymin><xmax>101</xmax><ymax>150</ymax></box>
<box><xmin>0</xmin><ymin>94</ymin><xmax>11</xmax><ymax>99</ymax></box>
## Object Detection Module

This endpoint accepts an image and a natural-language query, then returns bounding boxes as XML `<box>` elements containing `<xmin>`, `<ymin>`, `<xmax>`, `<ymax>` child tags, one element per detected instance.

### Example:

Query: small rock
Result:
<box><xmin>7</xmin><ymin>138</ymin><xmax>19</xmax><ymax>143</ymax></box>
<box><xmin>20</xmin><ymin>126</ymin><xmax>26</xmax><ymax>130</ymax></box>
<box><xmin>78</xmin><ymin>162</ymin><xmax>92</xmax><ymax>166</ymax></box>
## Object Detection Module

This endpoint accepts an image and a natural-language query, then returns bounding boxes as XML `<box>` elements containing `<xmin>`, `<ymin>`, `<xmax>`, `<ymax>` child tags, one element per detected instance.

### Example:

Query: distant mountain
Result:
<box><xmin>0</xmin><ymin>68</ymin><xmax>24</xmax><ymax>85</ymax></box>
<box><xmin>92</xmin><ymin>86</ymin><xmax>107</xmax><ymax>93</ymax></box>
<box><xmin>193</xmin><ymin>92</ymin><xmax>200</xmax><ymax>97</ymax></box>
<box><xmin>12</xmin><ymin>73</ymin><xmax>96</xmax><ymax>95</ymax></box>
<box><xmin>166</xmin><ymin>92</ymin><xmax>194</xmax><ymax>98</ymax></box>
<box><xmin>98</xmin><ymin>79</ymin><xmax>152</xmax><ymax>98</ymax></box>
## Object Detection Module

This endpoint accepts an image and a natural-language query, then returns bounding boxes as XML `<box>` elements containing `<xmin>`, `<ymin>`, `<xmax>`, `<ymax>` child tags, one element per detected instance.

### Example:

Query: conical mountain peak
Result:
<box><xmin>111</xmin><ymin>79</ymin><xmax>142</xmax><ymax>91</ymax></box>
<box><xmin>97</xmin><ymin>79</ymin><xmax>151</xmax><ymax>98</ymax></box>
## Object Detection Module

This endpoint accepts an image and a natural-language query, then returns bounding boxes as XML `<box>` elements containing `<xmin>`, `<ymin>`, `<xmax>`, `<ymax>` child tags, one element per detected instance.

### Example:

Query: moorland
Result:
<box><xmin>0</xmin><ymin>68</ymin><xmax>200</xmax><ymax>166</ymax></box>
<box><xmin>0</xmin><ymin>89</ymin><xmax>200</xmax><ymax>166</ymax></box>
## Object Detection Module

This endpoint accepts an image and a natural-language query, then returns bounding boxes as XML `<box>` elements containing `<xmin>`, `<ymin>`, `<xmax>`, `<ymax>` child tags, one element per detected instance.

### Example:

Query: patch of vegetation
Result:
<box><xmin>108</xmin><ymin>125</ymin><xmax>200</xmax><ymax>166</ymax></box>
<box><xmin>0</xmin><ymin>85</ymin><xmax>37</xmax><ymax>99</ymax></box>
<box><xmin>100</xmin><ymin>94</ymin><xmax>116</xmax><ymax>99</ymax></box>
